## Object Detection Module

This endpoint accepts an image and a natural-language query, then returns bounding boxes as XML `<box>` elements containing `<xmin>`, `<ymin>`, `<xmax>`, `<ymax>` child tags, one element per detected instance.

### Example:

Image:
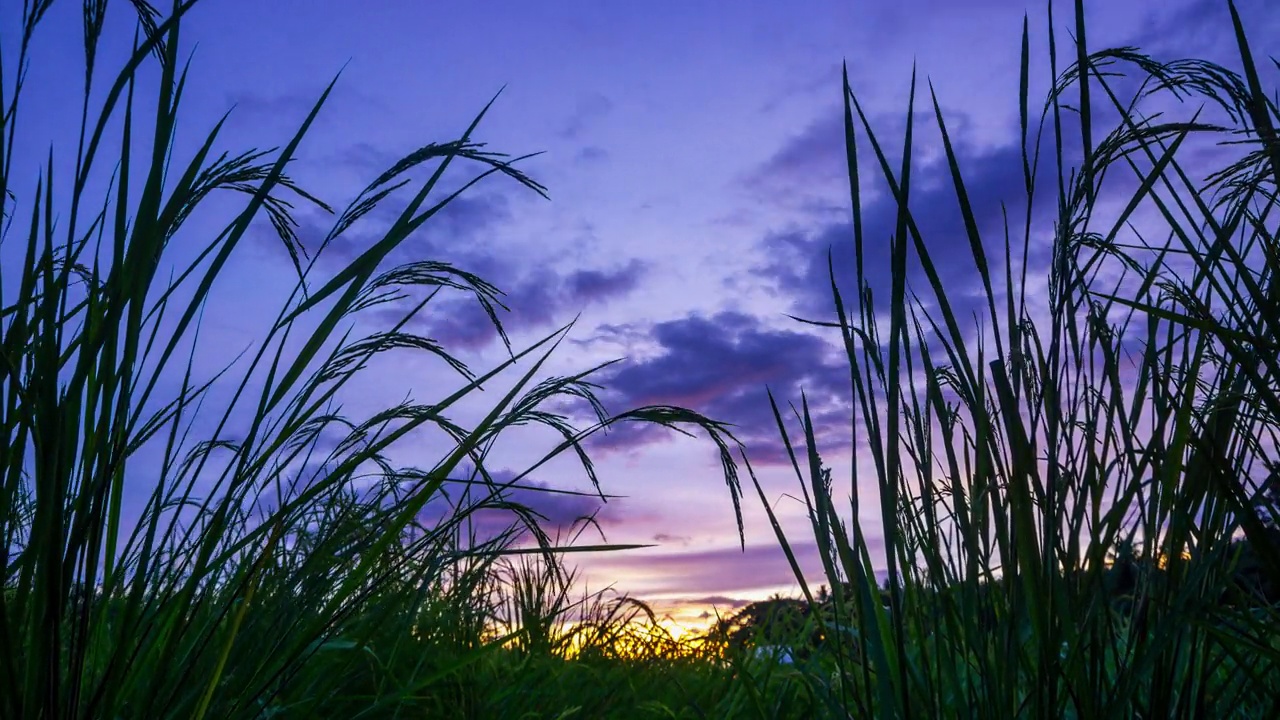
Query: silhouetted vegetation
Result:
<box><xmin>741</xmin><ymin>0</ymin><xmax>1280</xmax><ymax>715</ymax></box>
<box><xmin>4</xmin><ymin>0</ymin><xmax>1280</xmax><ymax>718</ymax></box>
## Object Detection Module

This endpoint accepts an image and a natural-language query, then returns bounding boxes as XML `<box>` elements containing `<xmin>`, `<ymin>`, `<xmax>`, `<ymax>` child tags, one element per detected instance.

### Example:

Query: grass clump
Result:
<box><xmin>0</xmin><ymin>1</ymin><xmax>746</xmax><ymax>717</ymax></box>
<box><xmin>750</xmin><ymin>0</ymin><xmax>1280</xmax><ymax>717</ymax></box>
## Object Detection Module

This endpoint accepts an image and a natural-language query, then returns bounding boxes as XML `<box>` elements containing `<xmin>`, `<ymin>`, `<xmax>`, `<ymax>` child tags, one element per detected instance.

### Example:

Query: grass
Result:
<box><xmin>747</xmin><ymin>0</ymin><xmax>1280</xmax><ymax>717</ymax></box>
<box><xmin>0</xmin><ymin>1</ymin><xmax>748</xmax><ymax>717</ymax></box>
<box><xmin>3</xmin><ymin>0</ymin><xmax>1280</xmax><ymax>718</ymax></box>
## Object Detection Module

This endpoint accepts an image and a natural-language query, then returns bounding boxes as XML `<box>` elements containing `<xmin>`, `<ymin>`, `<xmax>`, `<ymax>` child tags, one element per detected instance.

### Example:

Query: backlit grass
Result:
<box><xmin>747</xmin><ymin>0</ymin><xmax>1280</xmax><ymax>717</ymax></box>
<box><xmin>3</xmin><ymin>0</ymin><xmax>1279</xmax><ymax>718</ymax></box>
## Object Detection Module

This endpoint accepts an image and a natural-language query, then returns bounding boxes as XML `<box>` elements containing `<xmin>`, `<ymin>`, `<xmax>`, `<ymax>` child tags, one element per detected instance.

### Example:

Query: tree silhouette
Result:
<box><xmin>711</xmin><ymin>595</ymin><xmax>822</xmax><ymax>658</ymax></box>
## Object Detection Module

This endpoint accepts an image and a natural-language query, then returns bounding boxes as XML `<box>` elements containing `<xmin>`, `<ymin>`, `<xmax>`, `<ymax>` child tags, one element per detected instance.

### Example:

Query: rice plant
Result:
<box><xmin>10</xmin><ymin>0</ymin><xmax>1280</xmax><ymax>717</ymax></box>
<box><xmin>751</xmin><ymin>0</ymin><xmax>1280</xmax><ymax>717</ymax></box>
<box><xmin>0</xmin><ymin>2</ymin><xmax>747</xmax><ymax>717</ymax></box>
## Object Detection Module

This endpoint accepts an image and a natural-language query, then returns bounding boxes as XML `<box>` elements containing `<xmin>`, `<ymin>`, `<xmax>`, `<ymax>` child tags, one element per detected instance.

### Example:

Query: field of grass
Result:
<box><xmin>3</xmin><ymin>0</ymin><xmax>1279</xmax><ymax>717</ymax></box>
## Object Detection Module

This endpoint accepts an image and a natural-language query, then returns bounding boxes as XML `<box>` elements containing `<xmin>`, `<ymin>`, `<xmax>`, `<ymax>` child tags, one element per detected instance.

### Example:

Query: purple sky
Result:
<box><xmin>9</xmin><ymin>0</ymin><xmax>1278</xmax><ymax>629</ymax></box>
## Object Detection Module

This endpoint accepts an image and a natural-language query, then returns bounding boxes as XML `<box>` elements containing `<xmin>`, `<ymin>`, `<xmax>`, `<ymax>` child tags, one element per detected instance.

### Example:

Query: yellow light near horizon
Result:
<box><xmin>655</xmin><ymin>617</ymin><xmax>699</xmax><ymax>641</ymax></box>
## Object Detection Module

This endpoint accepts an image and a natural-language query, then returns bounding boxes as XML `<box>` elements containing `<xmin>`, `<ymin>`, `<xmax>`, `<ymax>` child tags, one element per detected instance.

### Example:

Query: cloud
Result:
<box><xmin>741</xmin><ymin>98</ymin><xmax>985</xmax><ymax>210</ymax></box>
<box><xmin>747</xmin><ymin>106</ymin><xmax>993</xmax><ymax>325</ymax></box>
<box><xmin>601</xmin><ymin>540</ymin><xmax>884</xmax><ymax>596</ymax></box>
<box><xmin>327</xmin><ymin>141</ymin><xmax>403</xmax><ymax>175</ymax></box>
<box><xmin>485</xmin><ymin>479</ymin><xmax>605</xmax><ymax>530</ymax></box>
<box><xmin>745</xmin><ymin>108</ymin><xmax>848</xmax><ymax>198</ymax></box>
<box><xmin>584</xmin><ymin>311</ymin><xmax>851</xmax><ymax>466</ymax></box>
<box><xmin>747</xmin><ymin>96</ymin><xmax>1083</xmax><ymax>340</ymax></box>
<box><xmin>758</xmin><ymin>63</ymin><xmax>844</xmax><ymax>116</ymax></box>
<box><xmin>428</xmin><ymin>194</ymin><xmax>516</xmax><ymax>247</ymax></box>
<box><xmin>226</xmin><ymin>85</ymin><xmax>386</xmax><ymax>127</ymax></box>
<box><xmin>420</xmin><ymin>468</ymin><xmax>612</xmax><ymax>541</ymax></box>
<box><xmin>1131</xmin><ymin>0</ymin><xmax>1279</xmax><ymax>59</ymax></box>
<box><xmin>569</xmin><ymin>321</ymin><xmax>651</xmax><ymax>350</ymax></box>
<box><xmin>414</xmin><ymin>260</ymin><xmax>648</xmax><ymax>351</ymax></box>
<box><xmin>565</xmin><ymin>260</ymin><xmax>646</xmax><ymax>304</ymax></box>
<box><xmin>685</xmin><ymin>595</ymin><xmax>752</xmax><ymax>610</ymax></box>
<box><xmin>280</xmin><ymin>189</ymin><xmax>515</xmax><ymax>270</ymax></box>
<box><xmin>575</xmin><ymin>145</ymin><xmax>609</xmax><ymax>163</ymax></box>
<box><xmin>262</xmin><ymin>188</ymin><xmax>645</xmax><ymax>351</ymax></box>
<box><xmin>582</xmin><ymin>422</ymin><xmax>671</xmax><ymax>455</ymax></box>
<box><xmin>559</xmin><ymin>92</ymin><xmax>614</xmax><ymax>139</ymax></box>
<box><xmin>228</xmin><ymin>90</ymin><xmax>332</xmax><ymax>122</ymax></box>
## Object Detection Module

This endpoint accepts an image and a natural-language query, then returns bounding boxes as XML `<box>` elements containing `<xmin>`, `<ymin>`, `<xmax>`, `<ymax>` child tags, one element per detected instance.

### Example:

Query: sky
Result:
<box><xmin>7</xmin><ymin>0</ymin><xmax>1279</xmax><ymax>631</ymax></box>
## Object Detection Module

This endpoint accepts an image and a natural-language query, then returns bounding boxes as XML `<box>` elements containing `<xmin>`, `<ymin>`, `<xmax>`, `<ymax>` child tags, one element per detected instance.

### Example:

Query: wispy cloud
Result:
<box><xmin>598</xmin><ymin>539</ymin><xmax>882</xmax><ymax>596</ymax></box>
<box><xmin>575</xmin><ymin>145</ymin><xmax>609</xmax><ymax>163</ymax></box>
<box><xmin>743</xmin><ymin>107</ymin><xmax>848</xmax><ymax>202</ymax></box>
<box><xmin>258</xmin><ymin>190</ymin><xmax>648</xmax><ymax>351</ymax></box>
<box><xmin>225</xmin><ymin>85</ymin><xmax>387</xmax><ymax>128</ymax></box>
<box><xmin>559</xmin><ymin>91</ymin><xmax>615</xmax><ymax>140</ymax></box>
<box><xmin>415</xmin><ymin>259</ymin><xmax>649</xmax><ymax>351</ymax></box>
<box><xmin>419</xmin><ymin>468</ymin><xmax>615</xmax><ymax>541</ymax></box>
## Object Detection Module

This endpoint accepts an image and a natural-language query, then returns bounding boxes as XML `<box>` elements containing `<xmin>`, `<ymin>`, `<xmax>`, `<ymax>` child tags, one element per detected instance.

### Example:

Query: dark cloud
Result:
<box><xmin>328</xmin><ymin>141</ymin><xmax>403</xmax><ymax>175</ymax></box>
<box><xmin>575</xmin><ymin>145</ymin><xmax>609</xmax><ymax>163</ymax></box>
<box><xmin>559</xmin><ymin>92</ymin><xmax>614</xmax><ymax>139</ymax></box>
<box><xmin>422</xmin><ymin>193</ymin><xmax>515</xmax><ymax>246</ymax></box>
<box><xmin>420</xmin><ymin>467</ymin><xmax>611</xmax><ymax>541</ymax></box>
<box><xmin>228</xmin><ymin>89</ymin><xmax>332</xmax><ymax>122</ymax></box>
<box><xmin>422</xmin><ymin>272</ymin><xmax>562</xmax><ymax>350</ymax></box>
<box><xmin>743</xmin><ymin>97</ymin><xmax>984</xmax><ymax>208</ymax></box>
<box><xmin>758</xmin><ymin>63</ymin><xmax>844</xmax><ymax>115</ymax></box>
<box><xmin>415</xmin><ymin>260</ymin><xmax>648</xmax><ymax>351</ymax></box>
<box><xmin>1133</xmin><ymin>0</ymin><xmax>1279</xmax><ymax>59</ymax></box>
<box><xmin>281</xmin><ymin>189</ymin><xmax>514</xmax><ymax>269</ymax></box>
<box><xmin>226</xmin><ymin>85</ymin><xmax>386</xmax><ymax>127</ymax></box>
<box><xmin>481</xmin><ymin>480</ymin><xmax>604</xmax><ymax>531</ymax></box>
<box><xmin>582</xmin><ymin>422</ymin><xmax>671</xmax><ymax>455</ymax></box>
<box><xmin>749</xmin><ymin>96</ymin><xmax>1082</xmax><ymax>338</ymax></box>
<box><xmin>566</xmin><ymin>260</ymin><xmax>645</xmax><ymax>303</ymax></box>
<box><xmin>585</xmin><ymin>311</ymin><xmax>851</xmax><ymax>466</ymax></box>
<box><xmin>264</xmin><ymin>187</ymin><xmax>643</xmax><ymax>351</ymax></box>
<box><xmin>408</xmin><ymin>302</ymin><xmax>508</xmax><ymax>352</ymax></box>
<box><xmin>745</xmin><ymin>107</ymin><xmax>847</xmax><ymax>198</ymax></box>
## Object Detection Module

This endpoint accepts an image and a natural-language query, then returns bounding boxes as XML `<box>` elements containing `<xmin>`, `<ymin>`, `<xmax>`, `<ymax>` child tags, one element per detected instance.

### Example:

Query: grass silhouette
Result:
<box><xmin>3</xmin><ymin>0</ymin><xmax>1279</xmax><ymax>718</ymax></box>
